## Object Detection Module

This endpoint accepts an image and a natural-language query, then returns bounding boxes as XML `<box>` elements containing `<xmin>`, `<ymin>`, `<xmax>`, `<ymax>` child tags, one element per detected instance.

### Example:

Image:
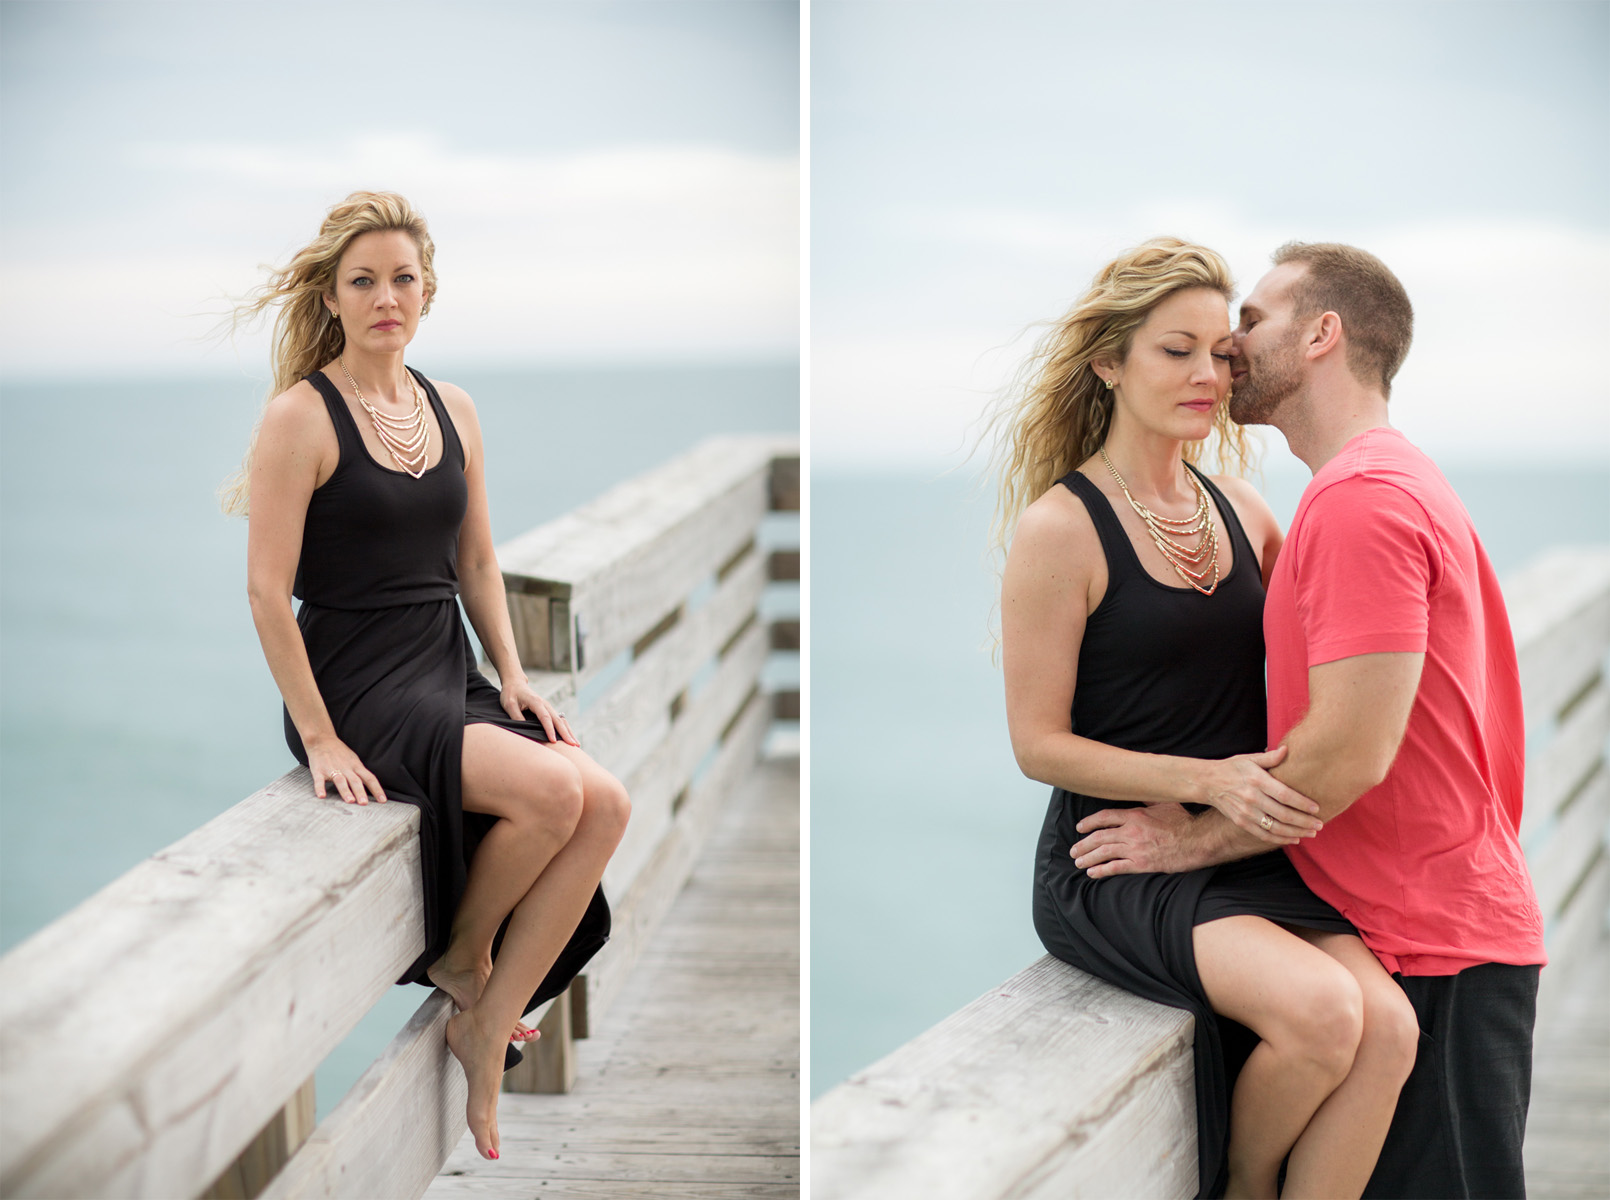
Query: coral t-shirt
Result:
<box><xmin>1265</xmin><ymin>427</ymin><xmax>1545</xmax><ymax>976</ymax></box>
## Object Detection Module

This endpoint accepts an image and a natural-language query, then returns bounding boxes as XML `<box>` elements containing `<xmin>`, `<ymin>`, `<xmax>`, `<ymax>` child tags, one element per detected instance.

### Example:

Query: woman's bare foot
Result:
<box><xmin>445</xmin><ymin>1008</ymin><xmax>504</xmax><ymax>1160</ymax></box>
<box><xmin>427</xmin><ymin>954</ymin><xmax>539</xmax><ymax>1043</ymax></box>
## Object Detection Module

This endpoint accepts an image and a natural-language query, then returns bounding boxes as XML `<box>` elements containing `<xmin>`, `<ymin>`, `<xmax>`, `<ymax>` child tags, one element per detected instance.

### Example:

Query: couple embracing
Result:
<box><xmin>995</xmin><ymin>239</ymin><xmax>1543</xmax><ymax>1199</ymax></box>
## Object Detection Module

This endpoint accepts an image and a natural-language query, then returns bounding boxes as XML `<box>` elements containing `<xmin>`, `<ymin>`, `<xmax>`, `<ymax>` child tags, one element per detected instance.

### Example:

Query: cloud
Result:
<box><xmin>813</xmin><ymin>208</ymin><xmax>1610</xmax><ymax>467</ymax></box>
<box><xmin>0</xmin><ymin>137</ymin><xmax>799</xmax><ymax>375</ymax></box>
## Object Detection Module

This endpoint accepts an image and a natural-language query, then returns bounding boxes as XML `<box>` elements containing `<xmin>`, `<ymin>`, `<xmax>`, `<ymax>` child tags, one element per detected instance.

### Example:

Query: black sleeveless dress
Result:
<box><xmin>285</xmin><ymin>367</ymin><xmax>609</xmax><ymax>1065</ymax></box>
<box><xmin>1031</xmin><ymin>465</ymin><xmax>1353</xmax><ymax>1200</ymax></box>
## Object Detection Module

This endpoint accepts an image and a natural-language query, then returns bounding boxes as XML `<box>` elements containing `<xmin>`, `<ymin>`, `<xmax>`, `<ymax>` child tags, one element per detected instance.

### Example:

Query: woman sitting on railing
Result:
<box><xmin>224</xmin><ymin>191</ymin><xmax>630</xmax><ymax>1163</ymax></box>
<box><xmin>990</xmin><ymin>238</ymin><xmax>1418</xmax><ymax>1199</ymax></box>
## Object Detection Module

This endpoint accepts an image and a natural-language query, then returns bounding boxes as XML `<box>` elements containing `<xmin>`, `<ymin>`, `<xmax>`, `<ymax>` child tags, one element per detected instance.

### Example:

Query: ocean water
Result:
<box><xmin>0</xmin><ymin>359</ymin><xmax>797</xmax><ymax>1120</ymax></box>
<box><xmin>809</xmin><ymin>461</ymin><xmax>1610</xmax><ymax>1098</ymax></box>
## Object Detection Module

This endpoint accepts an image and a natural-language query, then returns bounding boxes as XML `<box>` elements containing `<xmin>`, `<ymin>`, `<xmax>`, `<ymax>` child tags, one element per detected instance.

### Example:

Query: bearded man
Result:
<box><xmin>1070</xmin><ymin>243</ymin><xmax>1546</xmax><ymax>1198</ymax></box>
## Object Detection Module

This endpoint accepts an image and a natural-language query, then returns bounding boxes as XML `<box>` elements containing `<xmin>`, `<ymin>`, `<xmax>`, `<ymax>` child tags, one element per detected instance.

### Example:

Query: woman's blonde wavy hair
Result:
<box><xmin>218</xmin><ymin>191</ymin><xmax>437</xmax><ymax>515</ymax></box>
<box><xmin>984</xmin><ymin>236</ymin><xmax>1254</xmax><ymax>576</ymax></box>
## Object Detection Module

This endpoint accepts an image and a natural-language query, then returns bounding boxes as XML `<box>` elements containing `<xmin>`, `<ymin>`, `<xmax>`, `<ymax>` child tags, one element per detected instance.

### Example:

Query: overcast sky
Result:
<box><xmin>0</xmin><ymin>1</ymin><xmax>799</xmax><ymax>378</ymax></box>
<box><xmin>812</xmin><ymin>0</ymin><xmax>1610</xmax><ymax>468</ymax></box>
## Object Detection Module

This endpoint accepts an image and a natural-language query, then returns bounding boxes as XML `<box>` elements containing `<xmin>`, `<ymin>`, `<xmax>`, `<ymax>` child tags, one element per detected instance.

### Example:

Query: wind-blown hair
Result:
<box><xmin>983</xmin><ymin>236</ymin><xmax>1253</xmax><ymax>580</ymax></box>
<box><xmin>218</xmin><ymin>191</ymin><xmax>437</xmax><ymax>515</ymax></box>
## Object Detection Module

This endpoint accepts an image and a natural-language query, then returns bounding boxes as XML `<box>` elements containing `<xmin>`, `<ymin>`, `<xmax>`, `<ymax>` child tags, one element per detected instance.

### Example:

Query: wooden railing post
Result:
<box><xmin>200</xmin><ymin>1076</ymin><xmax>315</xmax><ymax>1200</ymax></box>
<box><xmin>502</xmin><ymin>988</ymin><xmax>576</xmax><ymax>1095</ymax></box>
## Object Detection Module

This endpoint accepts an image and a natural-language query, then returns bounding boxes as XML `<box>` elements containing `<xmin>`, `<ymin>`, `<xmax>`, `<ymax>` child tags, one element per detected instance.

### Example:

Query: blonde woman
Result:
<box><xmin>226</xmin><ymin>192</ymin><xmax>629</xmax><ymax>1161</ymax></box>
<box><xmin>994</xmin><ymin>239</ymin><xmax>1418</xmax><ymax>1199</ymax></box>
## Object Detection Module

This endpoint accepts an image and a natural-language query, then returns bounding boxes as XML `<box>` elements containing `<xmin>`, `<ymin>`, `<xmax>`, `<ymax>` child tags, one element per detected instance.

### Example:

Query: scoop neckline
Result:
<box><xmin>321</xmin><ymin>366</ymin><xmax>452</xmax><ymax>479</ymax></box>
<box><xmin>1075</xmin><ymin>462</ymin><xmax>1244</xmax><ymax>597</ymax></box>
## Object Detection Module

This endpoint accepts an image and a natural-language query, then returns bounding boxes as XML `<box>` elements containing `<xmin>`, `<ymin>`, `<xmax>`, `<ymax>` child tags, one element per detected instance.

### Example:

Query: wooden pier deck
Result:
<box><xmin>1527</xmin><ymin>929</ymin><xmax>1610</xmax><ymax>1200</ymax></box>
<box><xmin>424</xmin><ymin>751</ymin><xmax>800</xmax><ymax>1198</ymax></box>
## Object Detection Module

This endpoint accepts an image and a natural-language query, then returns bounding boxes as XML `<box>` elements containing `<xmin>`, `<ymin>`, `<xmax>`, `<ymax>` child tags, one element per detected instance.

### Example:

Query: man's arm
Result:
<box><xmin>1070</xmin><ymin>650</ymin><xmax>1425</xmax><ymax>877</ymax></box>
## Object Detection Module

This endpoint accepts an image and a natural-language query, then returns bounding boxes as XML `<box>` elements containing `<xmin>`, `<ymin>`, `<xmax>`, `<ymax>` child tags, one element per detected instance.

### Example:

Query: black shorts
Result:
<box><xmin>1364</xmin><ymin>962</ymin><xmax>1541</xmax><ymax>1200</ymax></box>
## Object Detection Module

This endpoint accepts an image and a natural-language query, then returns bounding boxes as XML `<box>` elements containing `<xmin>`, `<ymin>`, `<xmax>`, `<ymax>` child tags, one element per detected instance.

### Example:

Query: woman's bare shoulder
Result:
<box><xmin>1009</xmin><ymin>478</ymin><xmax>1102</xmax><ymax>569</ymax></box>
<box><xmin>424</xmin><ymin>376</ymin><xmax>477</xmax><ymax>420</ymax></box>
<box><xmin>259</xmin><ymin>378</ymin><xmax>328</xmax><ymax>438</ymax></box>
<box><xmin>1210</xmin><ymin>472</ymin><xmax>1264</xmax><ymax>504</ymax></box>
<box><xmin>1210</xmin><ymin>473</ymin><xmax>1278</xmax><ymax>524</ymax></box>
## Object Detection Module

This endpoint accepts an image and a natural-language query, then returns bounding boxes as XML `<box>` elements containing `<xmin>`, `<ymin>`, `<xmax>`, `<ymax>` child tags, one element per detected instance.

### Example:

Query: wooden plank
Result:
<box><xmin>769</xmin><ymin>453</ymin><xmax>800</xmax><ymax>512</ymax></box>
<box><xmin>429</xmin><ymin>1179</ymin><xmax>799</xmax><ymax>1198</ymax></box>
<box><xmin>496</xmin><ymin>436</ymin><xmax>796</xmax><ymax>680</ymax></box>
<box><xmin>1529</xmin><ymin>765</ymin><xmax>1610</xmax><ymax>924</ymax></box>
<box><xmin>585</xmin><ymin>690</ymin><xmax>771</xmax><ymax>1026</ymax></box>
<box><xmin>1505</xmin><ymin>548</ymin><xmax>1610</xmax><ymax>729</ymax></box>
<box><xmin>503</xmin><ymin>989</ymin><xmax>575</xmax><ymax>1096</ymax></box>
<box><xmin>497</xmin><ymin>436</ymin><xmax>793</xmax><ymax>582</ymax></box>
<box><xmin>601</xmin><ymin>620</ymin><xmax>769</xmax><ymax>900</ymax></box>
<box><xmin>473</xmin><ymin>662</ymin><xmax>577</xmax><ymax>716</ymax></box>
<box><xmin>505</xmin><ymin>591</ymin><xmax>553</xmax><ymax>672</ymax></box>
<box><xmin>433</xmin><ymin>1127</ymin><xmax>798</xmax><ymax>1155</ymax></box>
<box><xmin>1521</xmin><ymin>678</ymin><xmax>1610</xmax><ymax>849</ymax></box>
<box><xmin>428</xmin><ymin>1149</ymin><xmax>796</xmax><ymax>1185</ymax></box>
<box><xmin>0</xmin><ymin>770</ymin><xmax>425</xmax><ymax>1200</ymax></box>
<box><xmin>426</xmin><ymin>754</ymin><xmax>798</xmax><ymax>1199</ymax></box>
<box><xmin>201</xmin><ymin>1076</ymin><xmax>316</xmax><ymax>1200</ymax></box>
<box><xmin>262</xmin><ymin>991</ymin><xmax>462</xmax><ymax>1200</ymax></box>
<box><xmin>264</xmin><ymin>985</ymin><xmax>560</xmax><ymax>1200</ymax></box>
<box><xmin>574</xmin><ymin>547</ymin><xmax>766</xmax><ymax>787</ymax></box>
<box><xmin>1525</xmin><ymin>925</ymin><xmax>1610</xmax><ymax>1198</ymax></box>
<box><xmin>767</xmin><ymin>549</ymin><xmax>800</xmax><ymax>581</ymax></box>
<box><xmin>1537</xmin><ymin>852</ymin><xmax>1610</xmax><ymax>1024</ymax></box>
<box><xmin>811</xmin><ymin>955</ymin><xmax>1196</xmax><ymax>1200</ymax></box>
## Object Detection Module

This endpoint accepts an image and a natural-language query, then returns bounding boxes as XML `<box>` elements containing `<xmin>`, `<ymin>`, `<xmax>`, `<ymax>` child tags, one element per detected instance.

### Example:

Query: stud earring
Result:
<box><xmin>1104</xmin><ymin>378</ymin><xmax>1115</xmax><ymax>390</ymax></box>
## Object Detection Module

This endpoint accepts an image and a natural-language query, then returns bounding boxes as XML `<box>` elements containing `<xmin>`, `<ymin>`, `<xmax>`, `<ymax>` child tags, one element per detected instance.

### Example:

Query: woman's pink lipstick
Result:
<box><xmin>372</xmin><ymin>320</ymin><xmax>401</xmax><ymax>330</ymax></box>
<box><xmin>1180</xmin><ymin>399</ymin><xmax>1215</xmax><ymax>412</ymax></box>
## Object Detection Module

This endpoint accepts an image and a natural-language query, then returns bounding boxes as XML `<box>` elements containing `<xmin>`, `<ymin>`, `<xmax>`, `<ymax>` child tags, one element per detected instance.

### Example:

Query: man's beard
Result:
<box><xmin>1229</xmin><ymin>332</ymin><xmax>1304</xmax><ymax>426</ymax></box>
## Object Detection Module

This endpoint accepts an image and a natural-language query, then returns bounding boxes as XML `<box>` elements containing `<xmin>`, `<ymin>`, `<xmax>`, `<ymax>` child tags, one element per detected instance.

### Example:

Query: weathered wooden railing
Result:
<box><xmin>812</xmin><ymin>545</ymin><xmax>1610</xmax><ymax>1200</ymax></box>
<box><xmin>0</xmin><ymin>434</ymin><xmax>799</xmax><ymax>1200</ymax></box>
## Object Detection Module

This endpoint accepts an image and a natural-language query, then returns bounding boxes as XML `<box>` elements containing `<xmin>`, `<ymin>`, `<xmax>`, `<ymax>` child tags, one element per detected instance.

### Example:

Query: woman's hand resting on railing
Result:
<box><xmin>500</xmin><ymin>676</ymin><xmax>581</xmax><ymax>747</ymax></box>
<box><xmin>305</xmin><ymin>733</ymin><xmax>389</xmax><ymax>805</ymax></box>
<box><xmin>1196</xmin><ymin>745</ymin><xmax>1321</xmax><ymax>844</ymax></box>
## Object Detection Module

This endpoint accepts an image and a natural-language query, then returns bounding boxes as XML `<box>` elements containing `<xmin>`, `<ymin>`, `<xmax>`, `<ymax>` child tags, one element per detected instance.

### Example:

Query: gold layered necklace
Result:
<box><xmin>1099</xmin><ymin>448</ymin><xmax>1220</xmax><ymax>596</ymax></box>
<box><xmin>339</xmin><ymin>357</ymin><xmax>431</xmax><ymax>478</ymax></box>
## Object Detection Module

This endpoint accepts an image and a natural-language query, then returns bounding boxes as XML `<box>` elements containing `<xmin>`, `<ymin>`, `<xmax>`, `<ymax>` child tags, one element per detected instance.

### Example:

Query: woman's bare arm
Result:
<box><xmin>245</xmin><ymin>383</ymin><xmax>387</xmax><ymax>803</ymax></box>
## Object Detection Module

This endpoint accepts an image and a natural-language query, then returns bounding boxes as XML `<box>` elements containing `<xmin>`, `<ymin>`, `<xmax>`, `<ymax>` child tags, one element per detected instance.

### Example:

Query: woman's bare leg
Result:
<box><xmin>1194</xmin><ymin>916</ymin><xmax>1364</xmax><ymax>1199</ymax></box>
<box><xmin>443</xmin><ymin>730</ymin><xmax>629</xmax><ymax>1159</ymax></box>
<box><xmin>1280</xmin><ymin>931</ymin><xmax>1418</xmax><ymax>1197</ymax></box>
<box><xmin>426</xmin><ymin>724</ymin><xmax>585</xmax><ymax>1039</ymax></box>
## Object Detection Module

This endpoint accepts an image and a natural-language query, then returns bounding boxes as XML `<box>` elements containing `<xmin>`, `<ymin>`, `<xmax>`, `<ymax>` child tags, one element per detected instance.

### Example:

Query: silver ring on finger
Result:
<box><xmin>1259</xmin><ymin>814</ymin><xmax>1273</xmax><ymax>831</ymax></box>
<box><xmin>331</xmin><ymin>770</ymin><xmax>345</xmax><ymax>778</ymax></box>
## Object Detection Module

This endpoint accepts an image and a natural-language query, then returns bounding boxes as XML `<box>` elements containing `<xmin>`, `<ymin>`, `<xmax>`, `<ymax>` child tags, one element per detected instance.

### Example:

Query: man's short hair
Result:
<box><xmin>1273</xmin><ymin>242</ymin><xmax>1414</xmax><ymax>395</ymax></box>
